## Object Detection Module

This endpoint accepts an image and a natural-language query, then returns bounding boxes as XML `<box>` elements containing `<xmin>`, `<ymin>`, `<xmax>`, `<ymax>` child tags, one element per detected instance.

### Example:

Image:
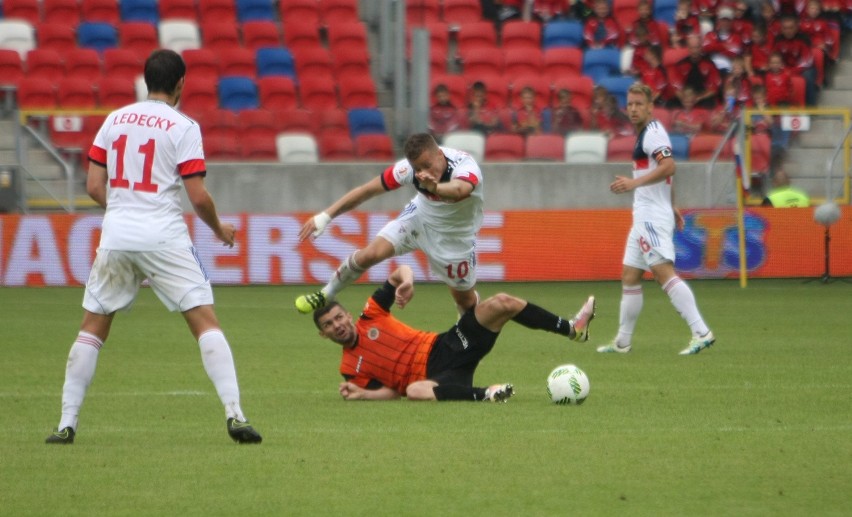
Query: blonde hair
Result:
<box><xmin>627</xmin><ymin>82</ymin><xmax>653</xmax><ymax>102</ymax></box>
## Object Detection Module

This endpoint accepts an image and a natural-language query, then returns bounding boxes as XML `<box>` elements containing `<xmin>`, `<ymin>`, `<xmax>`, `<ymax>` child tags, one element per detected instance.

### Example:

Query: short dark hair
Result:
<box><xmin>403</xmin><ymin>133</ymin><xmax>439</xmax><ymax>162</ymax></box>
<box><xmin>313</xmin><ymin>301</ymin><xmax>343</xmax><ymax>329</ymax></box>
<box><xmin>144</xmin><ymin>49</ymin><xmax>186</xmax><ymax>96</ymax></box>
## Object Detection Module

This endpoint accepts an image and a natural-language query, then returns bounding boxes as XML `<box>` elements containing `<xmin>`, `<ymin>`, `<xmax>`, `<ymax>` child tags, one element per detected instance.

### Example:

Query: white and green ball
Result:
<box><xmin>546</xmin><ymin>364</ymin><xmax>590</xmax><ymax>405</ymax></box>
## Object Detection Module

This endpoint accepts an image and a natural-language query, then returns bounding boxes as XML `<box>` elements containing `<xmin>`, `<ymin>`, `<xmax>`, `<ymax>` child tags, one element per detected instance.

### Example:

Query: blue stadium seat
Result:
<box><xmin>597</xmin><ymin>76</ymin><xmax>635</xmax><ymax>109</ymax></box>
<box><xmin>542</xmin><ymin>20</ymin><xmax>583</xmax><ymax>49</ymax></box>
<box><xmin>120</xmin><ymin>0</ymin><xmax>159</xmax><ymax>24</ymax></box>
<box><xmin>236</xmin><ymin>0</ymin><xmax>274</xmax><ymax>21</ymax></box>
<box><xmin>669</xmin><ymin>133</ymin><xmax>690</xmax><ymax>160</ymax></box>
<box><xmin>582</xmin><ymin>48</ymin><xmax>621</xmax><ymax>83</ymax></box>
<box><xmin>347</xmin><ymin>108</ymin><xmax>386</xmax><ymax>138</ymax></box>
<box><xmin>77</xmin><ymin>22</ymin><xmax>118</xmax><ymax>53</ymax></box>
<box><xmin>255</xmin><ymin>48</ymin><xmax>295</xmax><ymax>79</ymax></box>
<box><xmin>653</xmin><ymin>0</ymin><xmax>678</xmax><ymax>26</ymax></box>
<box><xmin>218</xmin><ymin>76</ymin><xmax>259</xmax><ymax>111</ymax></box>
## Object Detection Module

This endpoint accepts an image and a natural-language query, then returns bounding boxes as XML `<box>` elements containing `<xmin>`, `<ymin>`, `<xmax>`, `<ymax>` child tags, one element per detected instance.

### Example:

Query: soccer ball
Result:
<box><xmin>546</xmin><ymin>364</ymin><xmax>590</xmax><ymax>405</ymax></box>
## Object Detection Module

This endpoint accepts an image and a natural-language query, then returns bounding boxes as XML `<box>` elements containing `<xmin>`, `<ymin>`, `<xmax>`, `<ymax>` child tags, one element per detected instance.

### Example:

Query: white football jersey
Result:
<box><xmin>631</xmin><ymin>119</ymin><xmax>674</xmax><ymax>225</ymax></box>
<box><xmin>89</xmin><ymin>100</ymin><xmax>206</xmax><ymax>250</ymax></box>
<box><xmin>380</xmin><ymin>146</ymin><xmax>484</xmax><ymax>236</ymax></box>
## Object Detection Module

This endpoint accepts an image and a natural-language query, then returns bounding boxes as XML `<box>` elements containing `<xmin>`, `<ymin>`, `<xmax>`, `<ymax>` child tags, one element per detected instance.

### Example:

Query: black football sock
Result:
<box><xmin>433</xmin><ymin>384</ymin><xmax>485</xmax><ymax>401</ymax></box>
<box><xmin>511</xmin><ymin>303</ymin><xmax>573</xmax><ymax>337</ymax></box>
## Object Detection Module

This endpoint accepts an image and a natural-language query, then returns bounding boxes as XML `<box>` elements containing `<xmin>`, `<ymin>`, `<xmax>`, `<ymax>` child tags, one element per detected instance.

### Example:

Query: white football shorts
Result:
<box><xmin>622</xmin><ymin>220</ymin><xmax>676</xmax><ymax>271</ymax></box>
<box><xmin>377</xmin><ymin>203</ymin><xmax>477</xmax><ymax>291</ymax></box>
<box><xmin>83</xmin><ymin>247</ymin><xmax>214</xmax><ymax>314</ymax></box>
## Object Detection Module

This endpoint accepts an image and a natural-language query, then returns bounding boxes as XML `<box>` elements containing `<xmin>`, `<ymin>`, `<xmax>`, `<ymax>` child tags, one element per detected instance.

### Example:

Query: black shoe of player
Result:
<box><xmin>45</xmin><ymin>427</ymin><xmax>75</xmax><ymax>444</ymax></box>
<box><xmin>227</xmin><ymin>418</ymin><xmax>262</xmax><ymax>444</ymax></box>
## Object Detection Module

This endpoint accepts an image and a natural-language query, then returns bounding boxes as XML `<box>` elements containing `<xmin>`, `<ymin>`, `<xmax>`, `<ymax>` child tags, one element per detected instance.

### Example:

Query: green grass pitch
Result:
<box><xmin>1</xmin><ymin>280</ymin><xmax>850</xmax><ymax>516</ymax></box>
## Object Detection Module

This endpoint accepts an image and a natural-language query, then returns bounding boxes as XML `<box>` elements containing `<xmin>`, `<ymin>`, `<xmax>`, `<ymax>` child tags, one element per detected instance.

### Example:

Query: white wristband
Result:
<box><xmin>312</xmin><ymin>211</ymin><xmax>331</xmax><ymax>237</ymax></box>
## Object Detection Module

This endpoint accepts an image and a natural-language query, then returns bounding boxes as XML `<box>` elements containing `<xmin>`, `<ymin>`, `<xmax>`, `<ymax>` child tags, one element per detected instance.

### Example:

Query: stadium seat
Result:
<box><xmin>318</xmin><ymin>131</ymin><xmax>356</xmax><ymax>161</ymax></box>
<box><xmin>501</xmin><ymin>20</ymin><xmax>541</xmax><ymax>51</ymax></box>
<box><xmin>316</xmin><ymin>107</ymin><xmax>349</xmax><ymax>134</ymax></box>
<box><xmin>619</xmin><ymin>46</ymin><xmax>635</xmax><ymax>75</ymax></box>
<box><xmin>43</xmin><ymin>0</ymin><xmax>82</xmax><ymax>25</ymax></box>
<box><xmin>134</xmin><ymin>75</ymin><xmax>148</xmax><ymax>101</ymax></box>
<box><xmin>542</xmin><ymin>20</ymin><xmax>583</xmax><ymax>49</ymax></box>
<box><xmin>218</xmin><ymin>48</ymin><xmax>257</xmax><ymax>77</ymax></box>
<box><xmin>276</xmin><ymin>133</ymin><xmax>319</xmax><ymax>163</ymax></box>
<box><xmin>525</xmin><ymin>134</ymin><xmax>565</xmax><ymax>161</ymax></box>
<box><xmin>179</xmin><ymin>76</ymin><xmax>219</xmax><ymax>114</ymax></box>
<box><xmin>256</xmin><ymin>48</ymin><xmax>295</xmax><ymax>79</ymax></box>
<box><xmin>612</xmin><ymin>0</ymin><xmax>641</xmax><ymax>31</ymax></box>
<box><xmin>653</xmin><ymin>0</ymin><xmax>678</xmax><ymax>25</ymax></box>
<box><xmin>201</xmin><ymin>21</ymin><xmax>241</xmax><ymax>52</ymax></box>
<box><xmin>158</xmin><ymin>20</ymin><xmax>201</xmax><ymax>53</ymax></box>
<box><xmin>58</xmin><ymin>78</ymin><xmax>98</xmax><ymax>108</ymax></box>
<box><xmin>565</xmin><ymin>131</ymin><xmax>608</xmax><ymax>163</ymax></box>
<box><xmin>205</xmin><ymin>135</ymin><xmax>242</xmax><ymax>160</ymax></box>
<box><xmin>242</xmin><ymin>21</ymin><xmax>281</xmax><ymax>50</ymax></box>
<box><xmin>159</xmin><ymin>0</ymin><xmax>197</xmax><ymax>19</ymax></box>
<box><xmin>237</xmin><ymin>108</ymin><xmax>277</xmax><ymax>142</ymax></box>
<box><xmin>347</xmin><ymin>108</ymin><xmax>386</xmax><ymax>138</ymax></box>
<box><xmin>455</xmin><ymin>21</ymin><xmax>498</xmax><ymax>55</ymax></box>
<box><xmin>0</xmin><ymin>50</ymin><xmax>24</xmax><ymax>91</ymax></box>
<box><xmin>293</xmin><ymin>47</ymin><xmax>334</xmax><ymax>79</ymax></box>
<box><xmin>504</xmin><ymin>48</ymin><xmax>544</xmax><ymax>82</ymax></box>
<box><xmin>283</xmin><ymin>20</ymin><xmax>323</xmax><ymax>51</ymax></box>
<box><xmin>669</xmin><ymin>132</ymin><xmax>689</xmax><ymax>160</ymax></box>
<box><xmin>49</xmin><ymin>114</ymin><xmax>93</xmax><ymax>151</ymax></box>
<box><xmin>3</xmin><ymin>0</ymin><xmax>40</xmax><ymax>25</ymax></box>
<box><xmin>118</xmin><ymin>22</ymin><xmax>159</xmax><ymax>61</ymax></box>
<box><xmin>194</xmin><ymin>109</ymin><xmax>238</xmax><ymax>142</ymax></box>
<box><xmin>273</xmin><ymin>108</ymin><xmax>316</xmax><ymax>133</ymax></box>
<box><xmin>469</xmin><ymin>74</ymin><xmax>511</xmax><ymax>108</ymax></box>
<box><xmin>552</xmin><ymin>75</ymin><xmax>594</xmax><ymax>111</ymax></box>
<box><xmin>338</xmin><ymin>73</ymin><xmax>378</xmax><ymax>109</ymax></box>
<box><xmin>279</xmin><ymin>0</ymin><xmax>321</xmax><ymax>27</ymax></box>
<box><xmin>662</xmin><ymin>48</ymin><xmax>689</xmax><ymax>67</ymax></box>
<box><xmin>36</xmin><ymin>23</ymin><xmax>76</xmax><ymax>53</ymax></box>
<box><xmin>319</xmin><ymin>0</ymin><xmax>360</xmax><ymax>25</ymax></box>
<box><xmin>77</xmin><ymin>22</ymin><xmax>119</xmax><ymax>53</ymax></box>
<box><xmin>688</xmin><ymin>133</ymin><xmax>726</xmax><ymax>161</ymax></box>
<box><xmin>485</xmin><ymin>133</ymin><xmax>525</xmax><ymax>161</ymax></box>
<box><xmin>406</xmin><ymin>0</ymin><xmax>441</xmax><ymax>26</ymax></box>
<box><xmin>459</xmin><ymin>47</ymin><xmax>504</xmax><ymax>77</ymax></box>
<box><xmin>103</xmin><ymin>49</ymin><xmax>143</xmax><ymax>80</ymax></box>
<box><xmin>442</xmin><ymin>0</ymin><xmax>482</xmax><ymax>25</ymax></box>
<box><xmin>17</xmin><ymin>78</ymin><xmax>58</xmax><ymax>109</ymax></box>
<box><xmin>81</xmin><ymin>0</ymin><xmax>121</xmax><ymax>24</ymax></box>
<box><xmin>606</xmin><ymin>135</ymin><xmax>635</xmax><ymax>161</ymax></box>
<box><xmin>430</xmin><ymin>74</ymin><xmax>468</xmax><ymax>108</ymax></box>
<box><xmin>582</xmin><ymin>48</ymin><xmax>622</xmax><ymax>82</ymax></box>
<box><xmin>25</xmin><ymin>50</ymin><xmax>64</xmax><ymax>83</ymax></box>
<box><xmin>183</xmin><ymin>49</ymin><xmax>220</xmax><ymax>80</ymax></box>
<box><xmin>326</xmin><ymin>21</ymin><xmax>369</xmax><ymax>51</ymax></box>
<box><xmin>120</xmin><ymin>0</ymin><xmax>159</xmax><ymax>24</ymax></box>
<box><xmin>442</xmin><ymin>131</ymin><xmax>485</xmax><ymax>163</ymax></box>
<box><xmin>652</xmin><ymin>107</ymin><xmax>673</xmax><ymax>129</ymax></box>
<box><xmin>96</xmin><ymin>77</ymin><xmax>137</xmax><ymax>107</ymax></box>
<box><xmin>510</xmin><ymin>75</ymin><xmax>552</xmax><ymax>110</ymax></box>
<box><xmin>332</xmin><ymin>46</ymin><xmax>371</xmax><ymax>78</ymax></box>
<box><xmin>597</xmin><ymin>76</ymin><xmax>635</xmax><ymax>109</ymax></box>
<box><xmin>236</xmin><ymin>0</ymin><xmax>275</xmax><ymax>22</ymax></box>
<box><xmin>543</xmin><ymin>47</ymin><xmax>583</xmax><ymax>81</ymax></box>
<box><xmin>298</xmin><ymin>75</ymin><xmax>339</xmax><ymax>110</ymax></box>
<box><xmin>198</xmin><ymin>0</ymin><xmax>238</xmax><ymax>21</ymax></box>
<box><xmin>218</xmin><ymin>76</ymin><xmax>259</xmax><ymax>111</ymax></box>
<box><xmin>64</xmin><ymin>49</ymin><xmax>102</xmax><ymax>77</ymax></box>
<box><xmin>257</xmin><ymin>76</ymin><xmax>298</xmax><ymax>109</ymax></box>
<box><xmin>355</xmin><ymin>134</ymin><xmax>394</xmax><ymax>160</ymax></box>
<box><xmin>0</xmin><ymin>20</ymin><xmax>35</xmax><ymax>60</ymax></box>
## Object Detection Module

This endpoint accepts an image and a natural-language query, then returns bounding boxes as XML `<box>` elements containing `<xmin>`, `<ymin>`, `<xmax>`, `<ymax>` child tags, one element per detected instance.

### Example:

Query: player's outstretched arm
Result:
<box><xmin>388</xmin><ymin>266</ymin><xmax>415</xmax><ymax>308</ymax></box>
<box><xmin>184</xmin><ymin>175</ymin><xmax>235</xmax><ymax>247</ymax></box>
<box><xmin>86</xmin><ymin>163</ymin><xmax>108</xmax><ymax>208</ymax></box>
<box><xmin>298</xmin><ymin>176</ymin><xmax>387</xmax><ymax>241</ymax></box>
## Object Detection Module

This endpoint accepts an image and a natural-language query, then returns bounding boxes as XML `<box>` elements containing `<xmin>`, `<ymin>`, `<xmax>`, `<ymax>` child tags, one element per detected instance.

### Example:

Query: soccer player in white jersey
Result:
<box><xmin>296</xmin><ymin>133</ymin><xmax>484</xmax><ymax>315</ymax></box>
<box><xmin>597</xmin><ymin>82</ymin><xmax>715</xmax><ymax>356</ymax></box>
<box><xmin>45</xmin><ymin>50</ymin><xmax>261</xmax><ymax>444</ymax></box>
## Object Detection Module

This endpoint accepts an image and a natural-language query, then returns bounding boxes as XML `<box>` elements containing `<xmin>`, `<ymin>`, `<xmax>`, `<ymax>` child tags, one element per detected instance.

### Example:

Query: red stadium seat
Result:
<box><xmin>240</xmin><ymin>136</ymin><xmax>278</xmax><ymax>160</ymax></box>
<box><xmin>279</xmin><ymin>0</ymin><xmax>321</xmax><ymax>26</ymax></box>
<box><xmin>298</xmin><ymin>75</ymin><xmax>339</xmax><ymax>110</ymax></box>
<box><xmin>257</xmin><ymin>76</ymin><xmax>298</xmax><ymax>110</ymax></box>
<box><xmin>525</xmin><ymin>134</ymin><xmax>565</xmax><ymax>161</ymax></box>
<box><xmin>688</xmin><ymin>133</ymin><xmax>732</xmax><ymax>161</ymax></box>
<box><xmin>201</xmin><ymin>21</ymin><xmax>241</xmax><ymax>52</ymax></box>
<box><xmin>504</xmin><ymin>48</ymin><xmax>544</xmax><ymax>81</ymax></box>
<box><xmin>3</xmin><ymin>0</ymin><xmax>40</xmax><ymax>25</ymax></box>
<box><xmin>198</xmin><ymin>0</ymin><xmax>237</xmax><ymax>21</ymax></box>
<box><xmin>58</xmin><ymin>78</ymin><xmax>98</xmax><ymax>108</ymax></box>
<box><xmin>355</xmin><ymin>133</ymin><xmax>394</xmax><ymax>160</ymax></box>
<box><xmin>467</xmin><ymin>73</ymin><xmax>511</xmax><ymax>108</ymax></box>
<box><xmin>103</xmin><ymin>49</ymin><xmax>143</xmax><ymax>80</ymax></box>
<box><xmin>407</xmin><ymin>0</ymin><xmax>441</xmax><ymax>26</ymax></box>
<box><xmin>510</xmin><ymin>75</ymin><xmax>551</xmax><ymax>110</ymax></box>
<box><xmin>326</xmin><ymin>21</ymin><xmax>368</xmax><ymax>51</ymax></box>
<box><xmin>64</xmin><ymin>49</ymin><xmax>102</xmax><ymax>77</ymax></box>
<box><xmin>455</xmin><ymin>21</ymin><xmax>497</xmax><ymax>55</ymax></box>
<box><xmin>318</xmin><ymin>131</ymin><xmax>356</xmax><ymax>161</ymax></box>
<box><xmin>338</xmin><ymin>73</ymin><xmax>378</xmax><ymax>109</ymax></box>
<box><xmin>316</xmin><ymin>107</ymin><xmax>349</xmax><ymax>134</ymax></box>
<box><xmin>0</xmin><ymin>50</ymin><xmax>24</xmax><ymax>90</ymax></box>
<box><xmin>17</xmin><ymin>77</ymin><xmax>58</xmax><ymax>109</ymax></box>
<box><xmin>81</xmin><ymin>0</ymin><xmax>121</xmax><ymax>24</ymax></box>
<box><xmin>282</xmin><ymin>20</ymin><xmax>322</xmax><ymax>51</ymax></box>
<box><xmin>332</xmin><ymin>45</ymin><xmax>371</xmax><ymax>78</ymax></box>
<box><xmin>652</xmin><ymin>107</ymin><xmax>672</xmax><ymax>130</ymax></box>
<box><xmin>36</xmin><ymin>23</ymin><xmax>77</xmax><ymax>53</ymax></box>
<box><xmin>218</xmin><ymin>47</ymin><xmax>256</xmax><ymax>77</ymax></box>
<box><xmin>242</xmin><ymin>21</ymin><xmax>281</xmax><ymax>50</ymax></box>
<box><xmin>43</xmin><ymin>0</ymin><xmax>82</xmax><ymax>25</ymax></box>
<box><xmin>485</xmin><ymin>133</ymin><xmax>525</xmax><ymax>161</ymax></box>
<box><xmin>196</xmin><ymin>108</ymin><xmax>239</xmax><ymax>141</ymax></box>
<box><xmin>459</xmin><ymin>47</ymin><xmax>504</xmax><ymax>76</ymax></box>
<box><xmin>501</xmin><ymin>20</ymin><xmax>541</xmax><ymax>50</ymax></box>
<box><xmin>607</xmin><ymin>135</ymin><xmax>635</xmax><ymax>161</ymax></box>
<box><xmin>118</xmin><ymin>22</ymin><xmax>159</xmax><ymax>61</ymax></box>
<box><xmin>430</xmin><ymin>73</ymin><xmax>467</xmax><ymax>107</ymax></box>
<box><xmin>552</xmin><ymin>75</ymin><xmax>593</xmax><ymax>111</ymax></box>
<box><xmin>543</xmin><ymin>47</ymin><xmax>583</xmax><ymax>81</ymax></box>
<box><xmin>273</xmin><ymin>108</ymin><xmax>317</xmax><ymax>134</ymax></box>
<box><xmin>318</xmin><ymin>0</ymin><xmax>359</xmax><ymax>26</ymax></box>
<box><xmin>159</xmin><ymin>0</ymin><xmax>197</xmax><ymax>19</ymax></box>
<box><xmin>205</xmin><ymin>135</ymin><xmax>242</xmax><ymax>160</ymax></box>
<box><xmin>237</xmin><ymin>109</ymin><xmax>277</xmax><ymax>144</ymax></box>
<box><xmin>293</xmin><ymin>46</ymin><xmax>334</xmax><ymax>78</ymax></box>
<box><xmin>26</xmin><ymin>50</ymin><xmax>64</xmax><ymax>83</ymax></box>
<box><xmin>96</xmin><ymin>77</ymin><xmax>136</xmax><ymax>108</ymax></box>
<box><xmin>179</xmin><ymin>76</ymin><xmax>219</xmax><ymax>114</ymax></box>
<box><xmin>442</xmin><ymin>0</ymin><xmax>482</xmax><ymax>25</ymax></box>
<box><xmin>183</xmin><ymin>49</ymin><xmax>220</xmax><ymax>80</ymax></box>
<box><xmin>612</xmin><ymin>0</ymin><xmax>641</xmax><ymax>31</ymax></box>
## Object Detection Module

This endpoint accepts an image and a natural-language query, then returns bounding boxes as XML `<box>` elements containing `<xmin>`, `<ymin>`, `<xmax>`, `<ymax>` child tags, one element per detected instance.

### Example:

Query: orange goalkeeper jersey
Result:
<box><xmin>340</xmin><ymin>296</ymin><xmax>439</xmax><ymax>395</ymax></box>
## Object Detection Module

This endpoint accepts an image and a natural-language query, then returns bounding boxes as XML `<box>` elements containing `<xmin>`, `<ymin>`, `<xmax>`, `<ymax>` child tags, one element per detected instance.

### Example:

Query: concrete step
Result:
<box><xmin>816</xmin><ymin>89</ymin><xmax>852</xmax><ymax>107</ymax></box>
<box><xmin>829</xmin><ymin>75</ymin><xmax>852</xmax><ymax>90</ymax></box>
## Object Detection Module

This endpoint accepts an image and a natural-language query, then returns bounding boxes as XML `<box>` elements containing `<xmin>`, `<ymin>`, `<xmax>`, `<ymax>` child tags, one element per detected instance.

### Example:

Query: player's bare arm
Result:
<box><xmin>184</xmin><ymin>175</ymin><xmax>235</xmax><ymax>248</ymax></box>
<box><xmin>298</xmin><ymin>176</ymin><xmax>386</xmax><ymax>241</ymax></box>
<box><xmin>610</xmin><ymin>156</ymin><xmax>676</xmax><ymax>194</ymax></box>
<box><xmin>388</xmin><ymin>265</ymin><xmax>415</xmax><ymax>308</ymax></box>
<box><xmin>339</xmin><ymin>381</ymin><xmax>401</xmax><ymax>401</ymax></box>
<box><xmin>415</xmin><ymin>174</ymin><xmax>475</xmax><ymax>201</ymax></box>
<box><xmin>86</xmin><ymin>163</ymin><xmax>108</xmax><ymax>208</ymax></box>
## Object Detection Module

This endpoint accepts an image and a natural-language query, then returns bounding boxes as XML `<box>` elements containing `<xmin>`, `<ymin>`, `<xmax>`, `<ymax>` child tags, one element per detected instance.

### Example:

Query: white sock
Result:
<box><xmin>615</xmin><ymin>285</ymin><xmax>643</xmax><ymax>347</ymax></box>
<box><xmin>322</xmin><ymin>252</ymin><xmax>366</xmax><ymax>299</ymax></box>
<box><xmin>198</xmin><ymin>330</ymin><xmax>245</xmax><ymax>421</ymax></box>
<box><xmin>58</xmin><ymin>331</ymin><xmax>103</xmax><ymax>431</ymax></box>
<box><xmin>662</xmin><ymin>276</ymin><xmax>710</xmax><ymax>336</ymax></box>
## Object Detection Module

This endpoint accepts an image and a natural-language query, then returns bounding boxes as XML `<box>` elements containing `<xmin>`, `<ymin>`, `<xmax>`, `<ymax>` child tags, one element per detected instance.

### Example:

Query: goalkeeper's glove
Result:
<box><xmin>312</xmin><ymin>211</ymin><xmax>332</xmax><ymax>237</ymax></box>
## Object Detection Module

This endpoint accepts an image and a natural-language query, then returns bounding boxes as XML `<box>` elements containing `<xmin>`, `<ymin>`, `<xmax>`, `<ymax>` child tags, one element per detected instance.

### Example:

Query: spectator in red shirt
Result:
<box><xmin>671</xmin><ymin>86</ymin><xmax>710</xmax><ymax>137</ymax></box>
<box><xmin>722</xmin><ymin>55</ymin><xmax>753</xmax><ymax>108</ymax></box>
<box><xmin>759</xmin><ymin>1</ymin><xmax>783</xmax><ymax>38</ymax></box>
<box><xmin>731</xmin><ymin>1</ymin><xmax>755</xmax><ymax>45</ymax></box>
<box><xmin>551</xmin><ymin>88</ymin><xmax>586</xmax><ymax>135</ymax></box>
<box><xmin>625</xmin><ymin>24</ymin><xmax>657</xmax><ymax>76</ymax></box>
<box><xmin>764</xmin><ymin>52</ymin><xmax>793</xmax><ymax>106</ymax></box>
<box><xmin>511</xmin><ymin>86</ymin><xmax>544</xmax><ymax>136</ymax></box>
<box><xmin>671</xmin><ymin>34</ymin><xmax>722</xmax><ymax>108</ymax></box>
<box><xmin>639</xmin><ymin>46</ymin><xmax>676</xmax><ymax>106</ymax></box>
<box><xmin>704</xmin><ymin>82</ymin><xmax>738</xmax><ymax>134</ymax></box>
<box><xmin>467</xmin><ymin>81</ymin><xmax>503</xmax><ymax>135</ymax></box>
<box><xmin>589</xmin><ymin>86</ymin><xmax>632</xmax><ymax>138</ymax></box>
<box><xmin>429</xmin><ymin>84</ymin><xmax>464</xmax><ymax>140</ymax></box>
<box><xmin>672</xmin><ymin>0</ymin><xmax>702</xmax><ymax>48</ymax></box>
<box><xmin>702</xmin><ymin>6</ymin><xmax>746</xmax><ymax>72</ymax></box>
<box><xmin>583</xmin><ymin>0</ymin><xmax>624</xmax><ymax>48</ymax></box>
<box><xmin>626</xmin><ymin>0</ymin><xmax>665</xmax><ymax>47</ymax></box>
<box><xmin>800</xmin><ymin>0</ymin><xmax>839</xmax><ymax>62</ymax></box>
<box><xmin>745</xmin><ymin>23</ymin><xmax>774</xmax><ymax>78</ymax></box>
<box><xmin>773</xmin><ymin>14</ymin><xmax>816</xmax><ymax>104</ymax></box>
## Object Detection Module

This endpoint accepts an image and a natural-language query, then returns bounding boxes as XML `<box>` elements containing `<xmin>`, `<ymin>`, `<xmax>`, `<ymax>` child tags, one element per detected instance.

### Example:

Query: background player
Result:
<box><xmin>45</xmin><ymin>50</ymin><xmax>261</xmax><ymax>444</ymax></box>
<box><xmin>314</xmin><ymin>265</ymin><xmax>596</xmax><ymax>401</ymax></box>
<box><xmin>296</xmin><ymin>133</ymin><xmax>484</xmax><ymax>316</ymax></box>
<box><xmin>598</xmin><ymin>83</ymin><xmax>715</xmax><ymax>356</ymax></box>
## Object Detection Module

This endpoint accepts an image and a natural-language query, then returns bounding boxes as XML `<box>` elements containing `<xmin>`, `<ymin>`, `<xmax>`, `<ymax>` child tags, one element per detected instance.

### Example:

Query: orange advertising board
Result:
<box><xmin>2</xmin><ymin>207</ymin><xmax>850</xmax><ymax>286</ymax></box>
